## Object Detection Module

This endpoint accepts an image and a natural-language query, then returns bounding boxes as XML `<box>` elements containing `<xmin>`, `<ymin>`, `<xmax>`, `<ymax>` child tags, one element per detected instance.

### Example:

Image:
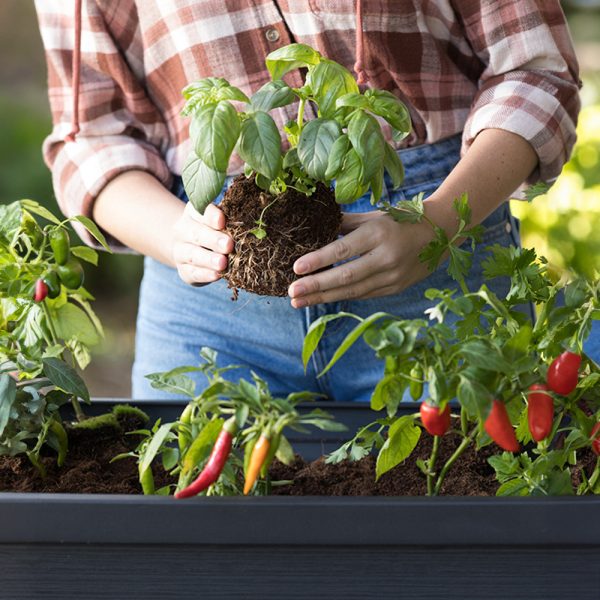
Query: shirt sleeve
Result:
<box><xmin>35</xmin><ymin>0</ymin><xmax>172</xmax><ymax>249</ymax></box>
<box><xmin>454</xmin><ymin>0</ymin><xmax>581</xmax><ymax>184</ymax></box>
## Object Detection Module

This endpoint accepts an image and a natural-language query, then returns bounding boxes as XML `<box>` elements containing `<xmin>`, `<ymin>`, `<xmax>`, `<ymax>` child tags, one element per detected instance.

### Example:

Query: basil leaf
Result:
<box><xmin>370</xmin><ymin>166</ymin><xmax>384</xmax><ymax>205</ymax></box>
<box><xmin>335</xmin><ymin>148</ymin><xmax>368</xmax><ymax>204</ymax></box>
<box><xmin>191</xmin><ymin>101</ymin><xmax>240</xmax><ymax>172</ymax></box>
<box><xmin>347</xmin><ymin>110</ymin><xmax>386</xmax><ymax>184</ymax></box>
<box><xmin>308</xmin><ymin>59</ymin><xmax>359</xmax><ymax>118</ymax></box>
<box><xmin>324</xmin><ymin>134</ymin><xmax>350</xmax><ymax>180</ymax></box>
<box><xmin>266</xmin><ymin>43</ymin><xmax>321</xmax><ymax>79</ymax></box>
<box><xmin>238</xmin><ymin>111</ymin><xmax>282</xmax><ymax>179</ymax></box>
<box><xmin>366</xmin><ymin>89</ymin><xmax>411</xmax><ymax>134</ymax></box>
<box><xmin>251</xmin><ymin>80</ymin><xmax>295</xmax><ymax>112</ymax></box>
<box><xmin>182</xmin><ymin>154</ymin><xmax>226</xmax><ymax>214</ymax></box>
<box><xmin>383</xmin><ymin>142</ymin><xmax>404</xmax><ymax>189</ymax></box>
<box><xmin>297</xmin><ymin>118</ymin><xmax>342</xmax><ymax>180</ymax></box>
<box><xmin>214</xmin><ymin>85</ymin><xmax>250</xmax><ymax>104</ymax></box>
<box><xmin>336</xmin><ymin>92</ymin><xmax>370</xmax><ymax>110</ymax></box>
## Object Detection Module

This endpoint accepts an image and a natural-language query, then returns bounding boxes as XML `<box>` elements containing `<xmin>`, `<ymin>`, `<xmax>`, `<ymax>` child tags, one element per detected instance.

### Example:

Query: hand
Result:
<box><xmin>288</xmin><ymin>211</ymin><xmax>433</xmax><ymax>307</ymax></box>
<box><xmin>171</xmin><ymin>202</ymin><xmax>234</xmax><ymax>286</ymax></box>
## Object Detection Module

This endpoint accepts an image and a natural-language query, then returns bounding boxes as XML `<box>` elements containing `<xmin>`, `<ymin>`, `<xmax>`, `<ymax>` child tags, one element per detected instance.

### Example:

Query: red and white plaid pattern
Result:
<box><xmin>35</xmin><ymin>0</ymin><xmax>580</xmax><ymax>240</ymax></box>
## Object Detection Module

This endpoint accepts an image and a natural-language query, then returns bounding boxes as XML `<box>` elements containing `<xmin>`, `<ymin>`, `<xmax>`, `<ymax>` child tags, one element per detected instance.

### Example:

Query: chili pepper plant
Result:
<box><xmin>118</xmin><ymin>348</ymin><xmax>346</xmax><ymax>497</ymax></box>
<box><xmin>0</xmin><ymin>199</ymin><xmax>125</xmax><ymax>474</ymax></box>
<box><xmin>303</xmin><ymin>194</ymin><xmax>600</xmax><ymax>496</ymax></box>
<box><xmin>182</xmin><ymin>42</ymin><xmax>411</xmax><ymax>296</ymax></box>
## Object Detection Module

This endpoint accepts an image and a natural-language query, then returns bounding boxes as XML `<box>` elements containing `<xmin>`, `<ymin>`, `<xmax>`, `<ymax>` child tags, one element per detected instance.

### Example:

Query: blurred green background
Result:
<box><xmin>1</xmin><ymin>2</ymin><xmax>598</xmax><ymax>397</ymax></box>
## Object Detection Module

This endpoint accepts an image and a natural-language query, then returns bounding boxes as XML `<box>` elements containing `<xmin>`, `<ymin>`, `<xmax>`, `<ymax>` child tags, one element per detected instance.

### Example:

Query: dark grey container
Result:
<box><xmin>1</xmin><ymin>399</ymin><xmax>599</xmax><ymax>600</ymax></box>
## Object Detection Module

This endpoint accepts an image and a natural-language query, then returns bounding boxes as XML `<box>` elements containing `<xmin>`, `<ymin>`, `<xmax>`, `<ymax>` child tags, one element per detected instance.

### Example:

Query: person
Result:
<box><xmin>34</xmin><ymin>1</ymin><xmax>581</xmax><ymax>401</ymax></box>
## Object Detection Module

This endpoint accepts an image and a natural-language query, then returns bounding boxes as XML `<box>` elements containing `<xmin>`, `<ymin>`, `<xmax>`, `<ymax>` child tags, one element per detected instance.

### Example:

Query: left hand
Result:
<box><xmin>288</xmin><ymin>211</ymin><xmax>434</xmax><ymax>307</ymax></box>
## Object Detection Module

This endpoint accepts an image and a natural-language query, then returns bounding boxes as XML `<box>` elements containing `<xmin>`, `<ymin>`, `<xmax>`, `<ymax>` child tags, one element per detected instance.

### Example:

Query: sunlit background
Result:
<box><xmin>1</xmin><ymin>2</ymin><xmax>599</xmax><ymax>397</ymax></box>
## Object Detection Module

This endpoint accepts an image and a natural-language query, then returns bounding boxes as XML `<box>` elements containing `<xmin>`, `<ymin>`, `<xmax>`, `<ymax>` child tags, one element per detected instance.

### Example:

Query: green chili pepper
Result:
<box><xmin>178</xmin><ymin>404</ymin><xmax>193</xmax><ymax>455</ymax></box>
<box><xmin>43</xmin><ymin>271</ymin><xmax>61</xmax><ymax>299</ymax></box>
<box><xmin>49</xmin><ymin>418</ymin><xmax>68</xmax><ymax>467</ymax></box>
<box><xmin>409</xmin><ymin>364</ymin><xmax>424</xmax><ymax>400</ymax></box>
<box><xmin>49</xmin><ymin>228</ymin><xmax>70</xmax><ymax>265</ymax></box>
<box><xmin>57</xmin><ymin>257</ymin><xmax>84</xmax><ymax>289</ymax></box>
<box><xmin>139</xmin><ymin>465</ymin><xmax>155</xmax><ymax>495</ymax></box>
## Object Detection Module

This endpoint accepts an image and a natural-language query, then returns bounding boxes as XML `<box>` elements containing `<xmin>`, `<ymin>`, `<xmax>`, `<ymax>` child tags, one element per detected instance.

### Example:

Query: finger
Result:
<box><xmin>203</xmin><ymin>203</ymin><xmax>226</xmax><ymax>230</ymax></box>
<box><xmin>177</xmin><ymin>263</ymin><xmax>222</xmax><ymax>286</ymax></box>
<box><xmin>289</xmin><ymin>251</ymin><xmax>383</xmax><ymax>299</ymax></box>
<box><xmin>339</xmin><ymin>211</ymin><xmax>381</xmax><ymax>234</ymax></box>
<box><xmin>290</xmin><ymin>270</ymin><xmax>397</xmax><ymax>308</ymax></box>
<box><xmin>293</xmin><ymin>227</ymin><xmax>374</xmax><ymax>275</ymax></box>
<box><xmin>173</xmin><ymin>242</ymin><xmax>228</xmax><ymax>272</ymax></box>
<box><xmin>185</xmin><ymin>222</ymin><xmax>234</xmax><ymax>254</ymax></box>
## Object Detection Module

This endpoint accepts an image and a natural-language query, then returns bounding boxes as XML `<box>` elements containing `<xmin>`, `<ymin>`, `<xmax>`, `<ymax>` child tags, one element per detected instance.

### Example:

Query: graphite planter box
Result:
<box><xmin>1</xmin><ymin>399</ymin><xmax>599</xmax><ymax>600</ymax></box>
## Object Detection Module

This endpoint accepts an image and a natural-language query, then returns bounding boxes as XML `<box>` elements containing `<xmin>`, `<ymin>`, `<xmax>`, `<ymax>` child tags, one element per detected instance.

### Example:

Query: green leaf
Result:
<box><xmin>459</xmin><ymin>340</ymin><xmax>512</xmax><ymax>374</ymax></box>
<box><xmin>191</xmin><ymin>101</ymin><xmax>240</xmax><ymax>172</ymax></box>
<box><xmin>376</xmin><ymin>416</ymin><xmax>420</xmax><ymax>480</ymax></box>
<box><xmin>383</xmin><ymin>143</ymin><xmax>404</xmax><ymax>189</ymax></box>
<box><xmin>387</xmin><ymin>194</ymin><xmax>425</xmax><ymax>224</ymax></box>
<box><xmin>275</xmin><ymin>435</ymin><xmax>295</xmax><ymax>465</ymax></box>
<box><xmin>69</xmin><ymin>216</ymin><xmax>110</xmax><ymax>251</ymax></box>
<box><xmin>238</xmin><ymin>111</ymin><xmax>282</xmax><ymax>179</ymax></box>
<box><xmin>0</xmin><ymin>374</ymin><xmax>17</xmax><ymax>438</ymax></box>
<box><xmin>297</xmin><ymin>118</ymin><xmax>342</xmax><ymax>180</ymax></box>
<box><xmin>447</xmin><ymin>245</ymin><xmax>473</xmax><ymax>283</ymax></box>
<box><xmin>335</xmin><ymin>149</ymin><xmax>368</xmax><ymax>203</ymax></box>
<box><xmin>336</xmin><ymin>92</ymin><xmax>370</xmax><ymax>110</ymax></box>
<box><xmin>214</xmin><ymin>85</ymin><xmax>250</xmax><ymax>104</ymax></box>
<box><xmin>140</xmin><ymin>422</ymin><xmax>175</xmax><ymax>475</ymax></box>
<box><xmin>42</xmin><ymin>357</ymin><xmax>89</xmax><ymax>402</ymax></box>
<box><xmin>320</xmin><ymin>312</ymin><xmax>390</xmax><ymax>376</ymax></box>
<box><xmin>145</xmin><ymin>371</ymin><xmax>196</xmax><ymax>398</ymax></box>
<box><xmin>302</xmin><ymin>312</ymin><xmax>357</xmax><ymax>370</ymax></box>
<box><xmin>182</xmin><ymin>153</ymin><xmax>226</xmax><ymax>214</ymax></box>
<box><xmin>308</xmin><ymin>59</ymin><xmax>360</xmax><ymax>118</ymax></box>
<box><xmin>503</xmin><ymin>324</ymin><xmax>532</xmax><ymax>362</ymax></box>
<box><xmin>20</xmin><ymin>200</ymin><xmax>61</xmax><ymax>225</ymax></box>
<box><xmin>457</xmin><ymin>375</ymin><xmax>492</xmax><ymax>421</ymax></box>
<box><xmin>370</xmin><ymin>167</ymin><xmax>384</xmax><ymax>204</ymax></box>
<box><xmin>324</xmin><ymin>134</ymin><xmax>350</xmax><ymax>180</ymax></box>
<box><xmin>182</xmin><ymin>418</ymin><xmax>224</xmax><ymax>475</ymax></box>
<box><xmin>250</xmin><ymin>80</ymin><xmax>295</xmax><ymax>112</ymax></box>
<box><xmin>265</xmin><ymin>43</ymin><xmax>322</xmax><ymax>79</ymax></box>
<box><xmin>454</xmin><ymin>194</ymin><xmax>472</xmax><ymax>225</ymax></box>
<box><xmin>0</xmin><ymin>202</ymin><xmax>23</xmax><ymax>235</ymax></box>
<box><xmin>365</xmin><ymin>89</ymin><xmax>411</xmax><ymax>134</ymax></box>
<box><xmin>346</xmin><ymin>110</ymin><xmax>386</xmax><ymax>184</ymax></box>
<box><xmin>52</xmin><ymin>303</ymin><xmax>100</xmax><ymax>347</ymax></box>
<box><xmin>70</xmin><ymin>246</ymin><xmax>98</xmax><ymax>265</ymax></box>
<box><xmin>523</xmin><ymin>181</ymin><xmax>550</xmax><ymax>202</ymax></box>
<box><xmin>370</xmin><ymin>374</ymin><xmax>406</xmax><ymax>416</ymax></box>
<box><xmin>496</xmin><ymin>478</ymin><xmax>529</xmax><ymax>497</ymax></box>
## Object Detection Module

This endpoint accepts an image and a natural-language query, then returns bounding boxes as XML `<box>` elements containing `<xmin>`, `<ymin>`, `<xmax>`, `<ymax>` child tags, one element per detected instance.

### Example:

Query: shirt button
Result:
<box><xmin>505</xmin><ymin>222</ymin><xmax>512</xmax><ymax>234</ymax></box>
<box><xmin>265</xmin><ymin>28</ymin><xmax>280</xmax><ymax>42</ymax></box>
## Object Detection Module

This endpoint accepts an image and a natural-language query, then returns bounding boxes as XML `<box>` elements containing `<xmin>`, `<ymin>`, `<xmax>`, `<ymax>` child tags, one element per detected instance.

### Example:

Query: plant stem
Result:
<box><xmin>583</xmin><ymin>456</ymin><xmax>600</xmax><ymax>494</ymax></box>
<box><xmin>297</xmin><ymin>97</ymin><xmax>306</xmax><ymax>130</ymax></box>
<box><xmin>40</xmin><ymin>302</ymin><xmax>59</xmax><ymax>345</ymax></box>
<box><xmin>433</xmin><ymin>428</ymin><xmax>477</xmax><ymax>495</ymax></box>
<box><xmin>426</xmin><ymin>435</ymin><xmax>440</xmax><ymax>496</ymax></box>
<box><xmin>70</xmin><ymin>395</ymin><xmax>86</xmax><ymax>422</ymax></box>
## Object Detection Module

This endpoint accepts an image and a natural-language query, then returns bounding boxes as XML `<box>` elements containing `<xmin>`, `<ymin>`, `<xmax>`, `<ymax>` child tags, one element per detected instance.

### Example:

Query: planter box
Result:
<box><xmin>1</xmin><ymin>399</ymin><xmax>599</xmax><ymax>600</ymax></box>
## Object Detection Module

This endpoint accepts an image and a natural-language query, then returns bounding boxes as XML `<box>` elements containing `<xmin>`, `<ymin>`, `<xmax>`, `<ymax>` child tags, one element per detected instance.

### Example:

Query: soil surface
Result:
<box><xmin>220</xmin><ymin>174</ymin><xmax>342</xmax><ymax>297</ymax></box>
<box><xmin>1</xmin><ymin>422</ymin><xmax>595</xmax><ymax>496</ymax></box>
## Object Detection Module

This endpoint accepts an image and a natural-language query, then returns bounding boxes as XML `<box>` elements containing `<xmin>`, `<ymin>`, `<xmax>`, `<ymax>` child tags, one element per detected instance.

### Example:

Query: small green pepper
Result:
<box><xmin>43</xmin><ymin>271</ymin><xmax>61</xmax><ymax>299</ymax></box>
<box><xmin>409</xmin><ymin>364</ymin><xmax>424</xmax><ymax>400</ymax></box>
<box><xmin>57</xmin><ymin>257</ymin><xmax>84</xmax><ymax>289</ymax></box>
<box><xmin>49</xmin><ymin>228</ymin><xmax>70</xmax><ymax>265</ymax></box>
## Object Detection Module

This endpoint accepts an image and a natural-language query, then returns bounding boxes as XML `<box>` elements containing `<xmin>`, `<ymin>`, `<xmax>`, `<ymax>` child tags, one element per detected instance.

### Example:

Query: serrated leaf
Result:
<box><xmin>297</xmin><ymin>118</ymin><xmax>342</xmax><ymax>180</ymax></box>
<box><xmin>376</xmin><ymin>416</ymin><xmax>420</xmax><ymax>479</ymax></box>
<box><xmin>387</xmin><ymin>194</ymin><xmax>425</xmax><ymax>224</ymax></box>
<box><xmin>496</xmin><ymin>478</ymin><xmax>529</xmax><ymax>496</ymax></box>
<box><xmin>523</xmin><ymin>181</ymin><xmax>550</xmax><ymax>202</ymax></box>
<box><xmin>42</xmin><ymin>357</ymin><xmax>89</xmax><ymax>402</ymax></box>
<box><xmin>238</xmin><ymin>111</ymin><xmax>282</xmax><ymax>179</ymax></box>
<box><xmin>182</xmin><ymin>153</ymin><xmax>226</xmax><ymax>214</ymax></box>
<box><xmin>191</xmin><ymin>101</ymin><xmax>240</xmax><ymax>172</ymax></box>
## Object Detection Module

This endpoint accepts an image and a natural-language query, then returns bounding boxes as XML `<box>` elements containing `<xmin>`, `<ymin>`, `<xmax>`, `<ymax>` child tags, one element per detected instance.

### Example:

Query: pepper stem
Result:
<box><xmin>433</xmin><ymin>427</ymin><xmax>477</xmax><ymax>495</ymax></box>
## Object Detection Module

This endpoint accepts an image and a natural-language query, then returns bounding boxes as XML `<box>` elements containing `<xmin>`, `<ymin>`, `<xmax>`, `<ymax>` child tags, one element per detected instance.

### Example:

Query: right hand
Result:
<box><xmin>171</xmin><ymin>202</ymin><xmax>234</xmax><ymax>286</ymax></box>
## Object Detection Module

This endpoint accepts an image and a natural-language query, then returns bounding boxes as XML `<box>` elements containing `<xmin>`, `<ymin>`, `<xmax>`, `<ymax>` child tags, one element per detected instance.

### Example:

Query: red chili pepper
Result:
<box><xmin>175</xmin><ymin>417</ymin><xmax>237</xmax><ymax>499</ymax></box>
<box><xmin>591</xmin><ymin>423</ymin><xmax>600</xmax><ymax>456</ymax></box>
<box><xmin>527</xmin><ymin>383</ymin><xmax>554</xmax><ymax>442</ymax></box>
<box><xmin>484</xmin><ymin>399</ymin><xmax>519</xmax><ymax>452</ymax></box>
<box><xmin>547</xmin><ymin>351</ymin><xmax>581</xmax><ymax>396</ymax></box>
<box><xmin>33</xmin><ymin>279</ymin><xmax>48</xmax><ymax>302</ymax></box>
<box><xmin>420</xmin><ymin>402</ymin><xmax>451</xmax><ymax>436</ymax></box>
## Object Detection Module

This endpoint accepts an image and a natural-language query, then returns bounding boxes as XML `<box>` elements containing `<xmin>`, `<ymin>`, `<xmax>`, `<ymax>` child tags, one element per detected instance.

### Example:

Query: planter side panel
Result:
<box><xmin>1</xmin><ymin>544</ymin><xmax>599</xmax><ymax>600</ymax></box>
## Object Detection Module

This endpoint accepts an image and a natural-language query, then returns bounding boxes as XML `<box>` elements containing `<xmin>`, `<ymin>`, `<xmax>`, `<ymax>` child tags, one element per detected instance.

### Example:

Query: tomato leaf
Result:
<box><xmin>238</xmin><ymin>111</ymin><xmax>282</xmax><ymax>179</ymax></box>
<box><xmin>182</xmin><ymin>154</ymin><xmax>226</xmax><ymax>214</ymax></box>
<box><xmin>297</xmin><ymin>118</ymin><xmax>342</xmax><ymax>180</ymax></box>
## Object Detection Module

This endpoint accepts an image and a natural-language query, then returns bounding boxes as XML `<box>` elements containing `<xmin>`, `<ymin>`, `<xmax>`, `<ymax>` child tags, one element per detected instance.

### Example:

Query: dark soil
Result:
<box><xmin>220</xmin><ymin>174</ymin><xmax>342</xmax><ymax>297</ymax></box>
<box><xmin>270</xmin><ymin>432</ymin><xmax>500</xmax><ymax>496</ymax></box>
<box><xmin>0</xmin><ymin>413</ymin><xmax>172</xmax><ymax>494</ymax></box>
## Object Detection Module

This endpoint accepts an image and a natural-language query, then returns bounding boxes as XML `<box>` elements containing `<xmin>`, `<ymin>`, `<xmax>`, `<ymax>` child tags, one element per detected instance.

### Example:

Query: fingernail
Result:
<box><xmin>293</xmin><ymin>298</ymin><xmax>307</xmax><ymax>308</ymax></box>
<box><xmin>218</xmin><ymin>237</ymin><xmax>229</xmax><ymax>251</ymax></box>
<box><xmin>212</xmin><ymin>255</ymin><xmax>224</xmax><ymax>269</ymax></box>
<box><xmin>295</xmin><ymin>260</ymin><xmax>308</xmax><ymax>274</ymax></box>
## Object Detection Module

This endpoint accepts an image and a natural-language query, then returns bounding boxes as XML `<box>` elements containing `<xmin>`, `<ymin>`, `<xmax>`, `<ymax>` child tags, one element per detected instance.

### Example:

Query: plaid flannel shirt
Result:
<box><xmin>35</xmin><ymin>0</ymin><xmax>581</xmax><ymax>245</ymax></box>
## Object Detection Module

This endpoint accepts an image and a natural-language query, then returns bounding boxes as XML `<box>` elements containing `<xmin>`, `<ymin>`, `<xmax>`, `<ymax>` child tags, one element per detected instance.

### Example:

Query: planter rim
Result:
<box><xmin>1</xmin><ymin>493</ymin><xmax>598</xmax><ymax>546</ymax></box>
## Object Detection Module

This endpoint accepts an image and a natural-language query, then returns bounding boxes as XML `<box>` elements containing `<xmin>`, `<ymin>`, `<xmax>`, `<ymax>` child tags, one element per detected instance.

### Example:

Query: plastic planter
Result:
<box><xmin>1</xmin><ymin>399</ymin><xmax>599</xmax><ymax>600</ymax></box>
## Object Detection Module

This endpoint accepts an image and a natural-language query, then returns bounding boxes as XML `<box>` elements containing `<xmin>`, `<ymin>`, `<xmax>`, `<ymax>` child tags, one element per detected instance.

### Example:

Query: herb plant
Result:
<box><xmin>0</xmin><ymin>200</ymin><xmax>110</xmax><ymax>473</ymax></box>
<box><xmin>302</xmin><ymin>195</ymin><xmax>600</xmax><ymax>496</ymax></box>
<box><xmin>182</xmin><ymin>43</ymin><xmax>411</xmax><ymax>236</ymax></box>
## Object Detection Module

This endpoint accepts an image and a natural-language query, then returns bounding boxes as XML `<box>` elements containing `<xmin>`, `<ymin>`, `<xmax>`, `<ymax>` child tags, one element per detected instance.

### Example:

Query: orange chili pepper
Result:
<box><xmin>243</xmin><ymin>433</ymin><xmax>270</xmax><ymax>495</ymax></box>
